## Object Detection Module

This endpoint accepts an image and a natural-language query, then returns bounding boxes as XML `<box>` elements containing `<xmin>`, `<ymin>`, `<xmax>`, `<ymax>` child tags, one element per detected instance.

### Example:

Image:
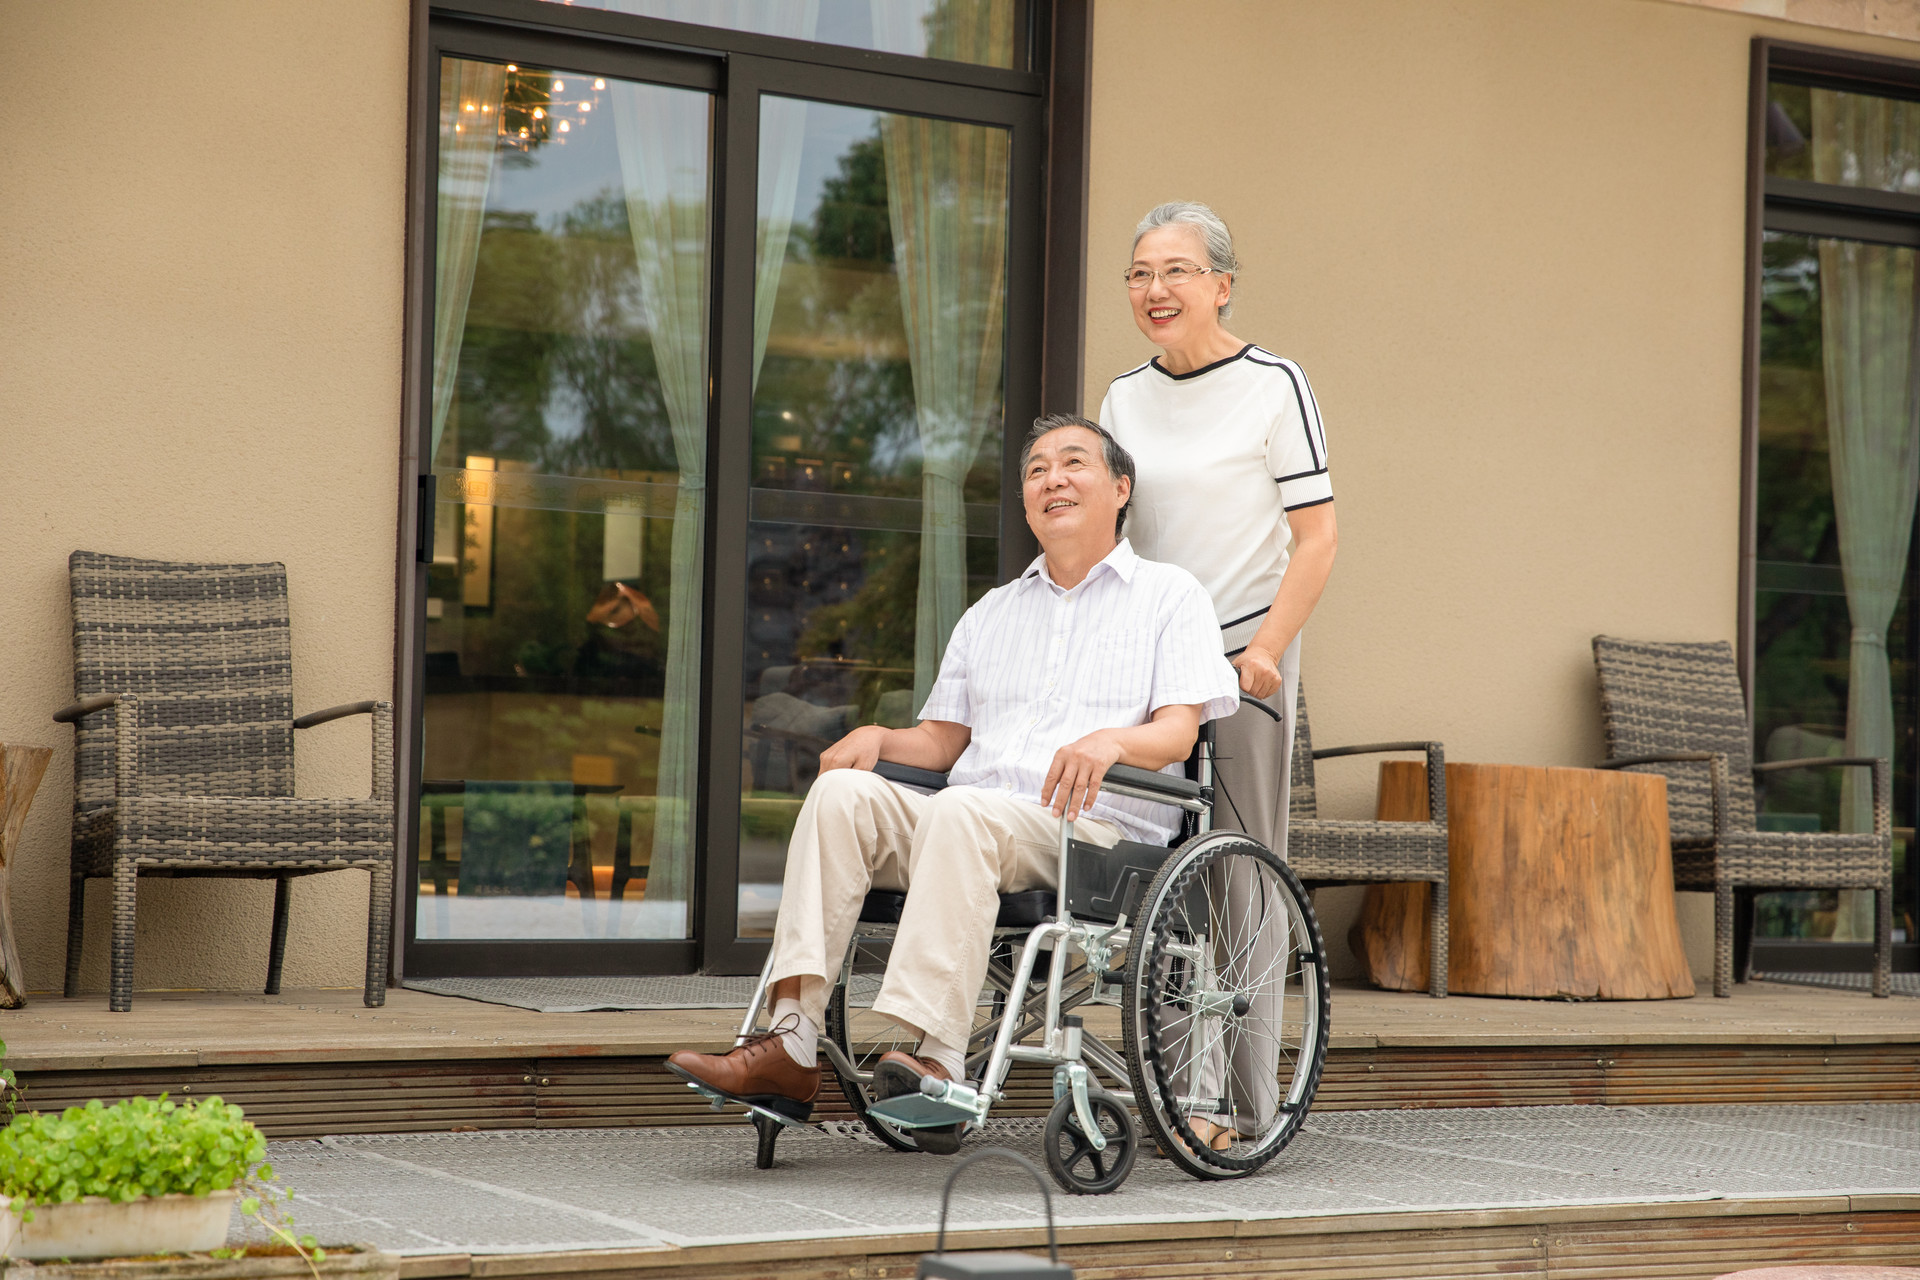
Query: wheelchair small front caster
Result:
<box><xmin>1043</xmin><ymin>1091</ymin><xmax>1136</xmax><ymax>1194</ymax></box>
<box><xmin>752</xmin><ymin>1113</ymin><xmax>783</xmax><ymax>1169</ymax></box>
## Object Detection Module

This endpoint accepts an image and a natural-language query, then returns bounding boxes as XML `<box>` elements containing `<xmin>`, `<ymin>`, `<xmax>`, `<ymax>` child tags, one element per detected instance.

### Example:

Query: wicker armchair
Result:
<box><xmin>1590</xmin><ymin>636</ymin><xmax>1892</xmax><ymax>998</ymax></box>
<box><xmin>1285</xmin><ymin>683</ymin><xmax>1451</xmax><ymax>997</ymax></box>
<box><xmin>54</xmin><ymin>552</ymin><xmax>395</xmax><ymax>1012</ymax></box>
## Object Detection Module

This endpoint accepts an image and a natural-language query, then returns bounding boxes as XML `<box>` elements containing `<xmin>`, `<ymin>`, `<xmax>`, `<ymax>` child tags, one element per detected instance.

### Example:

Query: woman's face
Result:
<box><xmin>1129</xmin><ymin>225</ymin><xmax>1232</xmax><ymax>351</ymax></box>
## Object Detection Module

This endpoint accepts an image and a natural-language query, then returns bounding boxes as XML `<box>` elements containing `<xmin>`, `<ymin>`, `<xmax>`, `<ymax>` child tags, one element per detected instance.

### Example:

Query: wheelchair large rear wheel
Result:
<box><xmin>1120</xmin><ymin>833</ymin><xmax>1329</xmax><ymax>1180</ymax></box>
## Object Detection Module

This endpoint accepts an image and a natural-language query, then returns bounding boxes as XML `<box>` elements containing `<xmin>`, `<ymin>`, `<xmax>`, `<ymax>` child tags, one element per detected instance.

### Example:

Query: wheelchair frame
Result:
<box><xmin>683</xmin><ymin>708</ymin><xmax>1328</xmax><ymax>1193</ymax></box>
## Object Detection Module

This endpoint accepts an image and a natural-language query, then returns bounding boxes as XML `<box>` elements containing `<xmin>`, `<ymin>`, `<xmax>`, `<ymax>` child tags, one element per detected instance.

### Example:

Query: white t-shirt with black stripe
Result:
<box><xmin>1099</xmin><ymin>345</ymin><xmax>1332</xmax><ymax>653</ymax></box>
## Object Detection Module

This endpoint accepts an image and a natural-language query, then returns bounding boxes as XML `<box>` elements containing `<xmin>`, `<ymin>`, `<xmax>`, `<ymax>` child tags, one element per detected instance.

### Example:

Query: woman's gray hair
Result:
<box><xmin>1133</xmin><ymin>201</ymin><xmax>1239</xmax><ymax>319</ymax></box>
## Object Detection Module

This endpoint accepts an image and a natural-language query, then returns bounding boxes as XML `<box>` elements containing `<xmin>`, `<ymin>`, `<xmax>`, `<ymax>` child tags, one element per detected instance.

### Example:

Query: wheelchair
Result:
<box><xmin>676</xmin><ymin>702</ymin><xmax>1331</xmax><ymax>1195</ymax></box>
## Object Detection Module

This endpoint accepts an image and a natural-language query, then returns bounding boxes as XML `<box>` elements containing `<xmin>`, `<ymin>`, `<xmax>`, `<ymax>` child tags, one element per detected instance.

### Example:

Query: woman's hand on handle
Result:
<box><xmin>1231</xmin><ymin>645</ymin><xmax>1283</xmax><ymax>700</ymax></box>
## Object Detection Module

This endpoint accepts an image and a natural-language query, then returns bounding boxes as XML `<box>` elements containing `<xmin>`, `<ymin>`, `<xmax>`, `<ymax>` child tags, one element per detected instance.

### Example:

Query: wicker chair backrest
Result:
<box><xmin>1290</xmin><ymin>681</ymin><xmax>1316</xmax><ymax>820</ymax></box>
<box><xmin>70</xmin><ymin>552</ymin><xmax>296</xmax><ymax>806</ymax></box>
<box><xmin>1591</xmin><ymin>635</ymin><xmax>1755</xmax><ymax>840</ymax></box>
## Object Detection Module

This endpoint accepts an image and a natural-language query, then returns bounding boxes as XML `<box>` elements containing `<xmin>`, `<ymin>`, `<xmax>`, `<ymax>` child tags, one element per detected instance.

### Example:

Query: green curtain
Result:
<box><xmin>1811</xmin><ymin>88</ymin><xmax>1920</xmax><ymax>940</ymax></box>
<box><xmin>874</xmin><ymin>0</ymin><xmax>1015</xmax><ymax>709</ymax></box>
<box><xmin>607</xmin><ymin>2</ymin><xmax>815</xmax><ymax>926</ymax></box>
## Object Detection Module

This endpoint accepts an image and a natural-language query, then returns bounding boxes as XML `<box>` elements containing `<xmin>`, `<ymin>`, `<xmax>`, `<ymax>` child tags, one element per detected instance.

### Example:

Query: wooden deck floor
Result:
<box><xmin>3</xmin><ymin>978</ymin><xmax>1912</xmax><ymax>1073</ymax></box>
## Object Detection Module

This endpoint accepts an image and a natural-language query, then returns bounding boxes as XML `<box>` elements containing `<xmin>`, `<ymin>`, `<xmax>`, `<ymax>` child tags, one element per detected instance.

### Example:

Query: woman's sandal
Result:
<box><xmin>1152</xmin><ymin>1116</ymin><xmax>1236</xmax><ymax>1159</ymax></box>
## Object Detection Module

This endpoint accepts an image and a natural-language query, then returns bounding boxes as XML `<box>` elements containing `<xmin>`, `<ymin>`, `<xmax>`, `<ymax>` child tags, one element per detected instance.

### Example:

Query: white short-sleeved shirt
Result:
<box><xmin>916</xmin><ymin>540</ymin><xmax>1241</xmax><ymax>845</ymax></box>
<box><xmin>1099</xmin><ymin>345</ymin><xmax>1332</xmax><ymax>654</ymax></box>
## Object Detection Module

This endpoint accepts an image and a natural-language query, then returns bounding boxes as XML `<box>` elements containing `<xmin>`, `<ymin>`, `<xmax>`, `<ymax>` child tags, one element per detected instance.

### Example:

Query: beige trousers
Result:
<box><xmin>767</xmin><ymin>768</ymin><xmax>1120</xmax><ymax>1050</ymax></box>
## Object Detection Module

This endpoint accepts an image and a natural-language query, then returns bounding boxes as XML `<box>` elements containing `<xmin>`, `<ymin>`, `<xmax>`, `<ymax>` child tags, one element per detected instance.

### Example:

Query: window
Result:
<box><xmin>403</xmin><ymin>0</ymin><xmax>1053</xmax><ymax>977</ymax></box>
<box><xmin>1746</xmin><ymin>43</ymin><xmax>1920</xmax><ymax>971</ymax></box>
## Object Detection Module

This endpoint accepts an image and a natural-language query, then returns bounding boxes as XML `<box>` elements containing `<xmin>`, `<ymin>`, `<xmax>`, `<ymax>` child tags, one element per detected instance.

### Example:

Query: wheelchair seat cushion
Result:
<box><xmin>857</xmin><ymin>887</ymin><xmax>1055</xmax><ymax>927</ymax></box>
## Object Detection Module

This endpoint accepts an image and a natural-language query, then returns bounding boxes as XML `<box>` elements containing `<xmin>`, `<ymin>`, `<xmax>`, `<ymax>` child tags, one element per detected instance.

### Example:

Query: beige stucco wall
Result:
<box><xmin>6</xmin><ymin>0</ymin><xmax>1918</xmax><ymax>995</ymax></box>
<box><xmin>0</xmin><ymin>1</ymin><xmax>410</xmax><ymax>994</ymax></box>
<box><xmin>1082</xmin><ymin>0</ymin><xmax>1920</xmax><ymax>979</ymax></box>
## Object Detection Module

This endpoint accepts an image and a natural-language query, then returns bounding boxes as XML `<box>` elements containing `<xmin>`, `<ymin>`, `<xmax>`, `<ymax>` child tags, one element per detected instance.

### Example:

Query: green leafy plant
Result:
<box><xmin>0</xmin><ymin>1094</ymin><xmax>328</xmax><ymax>1273</ymax></box>
<box><xmin>0</xmin><ymin>1035</ymin><xmax>17</xmax><ymax>1119</ymax></box>
<box><xmin>0</xmin><ymin>1095</ymin><xmax>264</xmax><ymax>1214</ymax></box>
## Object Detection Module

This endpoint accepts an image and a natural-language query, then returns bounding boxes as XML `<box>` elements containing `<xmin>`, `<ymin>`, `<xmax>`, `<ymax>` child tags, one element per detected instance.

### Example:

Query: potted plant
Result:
<box><xmin>0</xmin><ymin>1095</ymin><xmax>261</xmax><ymax>1260</ymax></box>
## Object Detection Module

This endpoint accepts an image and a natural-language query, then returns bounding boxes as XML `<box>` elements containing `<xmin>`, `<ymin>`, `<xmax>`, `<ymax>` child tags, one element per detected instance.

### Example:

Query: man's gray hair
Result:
<box><xmin>1019</xmin><ymin>413</ymin><xmax>1136</xmax><ymax>540</ymax></box>
<box><xmin>1133</xmin><ymin>200</ymin><xmax>1239</xmax><ymax>319</ymax></box>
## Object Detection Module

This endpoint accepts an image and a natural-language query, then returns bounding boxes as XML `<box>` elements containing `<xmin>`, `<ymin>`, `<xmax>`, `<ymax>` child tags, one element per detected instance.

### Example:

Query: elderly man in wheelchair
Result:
<box><xmin>669</xmin><ymin>414</ymin><xmax>1330</xmax><ymax>1195</ymax></box>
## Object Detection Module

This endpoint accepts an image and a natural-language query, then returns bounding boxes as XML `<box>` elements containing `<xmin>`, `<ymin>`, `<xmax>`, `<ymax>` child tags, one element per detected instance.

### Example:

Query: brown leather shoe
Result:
<box><xmin>666</xmin><ymin>1026</ymin><xmax>819</xmax><ymax>1123</ymax></box>
<box><xmin>872</xmin><ymin>1051</ymin><xmax>962</xmax><ymax>1155</ymax></box>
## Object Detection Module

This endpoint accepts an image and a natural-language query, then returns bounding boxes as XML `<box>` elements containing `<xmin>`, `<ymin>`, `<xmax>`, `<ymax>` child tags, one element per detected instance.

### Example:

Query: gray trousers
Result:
<box><xmin>1167</xmin><ymin>633</ymin><xmax>1299</xmax><ymax>1133</ymax></box>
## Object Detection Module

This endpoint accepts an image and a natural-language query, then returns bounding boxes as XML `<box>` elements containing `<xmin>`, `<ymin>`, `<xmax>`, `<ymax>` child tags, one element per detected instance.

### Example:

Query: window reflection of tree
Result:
<box><xmin>446</xmin><ymin>187</ymin><xmax>678</xmax><ymax>692</ymax></box>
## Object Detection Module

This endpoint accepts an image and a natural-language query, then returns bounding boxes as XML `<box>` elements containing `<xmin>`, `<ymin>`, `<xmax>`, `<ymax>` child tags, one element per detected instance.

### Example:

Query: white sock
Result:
<box><xmin>770</xmin><ymin>998</ymin><xmax>818</xmax><ymax>1068</ymax></box>
<box><xmin>916</xmin><ymin>1033</ymin><xmax>966</xmax><ymax>1083</ymax></box>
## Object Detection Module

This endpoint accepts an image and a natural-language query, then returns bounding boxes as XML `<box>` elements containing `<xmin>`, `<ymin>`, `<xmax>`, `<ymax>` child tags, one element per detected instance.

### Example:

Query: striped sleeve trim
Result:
<box><xmin>1248</xmin><ymin>349</ymin><xmax>1328</xmax><ymax>474</ymax></box>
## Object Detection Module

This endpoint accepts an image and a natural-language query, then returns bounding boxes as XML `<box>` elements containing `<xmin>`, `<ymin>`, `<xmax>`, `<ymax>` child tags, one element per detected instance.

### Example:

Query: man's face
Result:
<box><xmin>1022</xmin><ymin>426</ymin><xmax>1129</xmax><ymax>549</ymax></box>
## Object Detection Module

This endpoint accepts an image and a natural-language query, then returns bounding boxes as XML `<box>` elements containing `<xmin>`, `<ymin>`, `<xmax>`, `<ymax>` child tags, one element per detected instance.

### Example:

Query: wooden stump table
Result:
<box><xmin>1354</xmin><ymin>762</ymin><xmax>1694</xmax><ymax>999</ymax></box>
<box><xmin>0</xmin><ymin>743</ymin><xmax>53</xmax><ymax>1008</ymax></box>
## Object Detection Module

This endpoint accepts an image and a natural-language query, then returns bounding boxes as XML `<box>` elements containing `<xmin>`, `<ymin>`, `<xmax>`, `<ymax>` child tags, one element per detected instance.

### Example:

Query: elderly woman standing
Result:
<box><xmin>1099</xmin><ymin>201</ymin><xmax>1337</xmax><ymax>1154</ymax></box>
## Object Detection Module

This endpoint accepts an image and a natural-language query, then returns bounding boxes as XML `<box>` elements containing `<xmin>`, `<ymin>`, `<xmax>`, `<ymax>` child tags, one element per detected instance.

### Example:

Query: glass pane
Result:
<box><xmin>1753</xmin><ymin>229</ymin><xmax>1915</xmax><ymax>946</ymax></box>
<box><xmin>737</xmin><ymin>97</ymin><xmax>1010</xmax><ymax>936</ymax></box>
<box><xmin>419</xmin><ymin>57</ymin><xmax>710</xmax><ymax>942</ymax></box>
<box><xmin>1767</xmin><ymin>81</ymin><xmax>1920</xmax><ymax>193</ymax></box>
<box><xmin>536</xmin><ymin>0</ymin><xmax>1020</xmax><ymax>69</ymax></box>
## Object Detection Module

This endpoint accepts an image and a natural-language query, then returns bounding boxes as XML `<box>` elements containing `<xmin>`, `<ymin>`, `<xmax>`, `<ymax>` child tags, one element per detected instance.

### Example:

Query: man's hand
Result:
<box><xmin>1043</xmin><ymin>729</ymin><xmax>1124</xmax><ymax>820</ymax></box>
<box><xmin>818</xmin><ymin>724</ymin><xmax>889</xmax><ymax>774</ymax></box>
<box><xmin>1231</xmin><ymin>645</ymin><xmax>1283</xmax><ymax>700</ymax></box>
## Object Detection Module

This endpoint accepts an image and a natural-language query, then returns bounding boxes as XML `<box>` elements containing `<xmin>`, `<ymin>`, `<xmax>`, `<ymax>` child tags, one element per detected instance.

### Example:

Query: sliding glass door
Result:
<box><xmin>417</xmin><ymin>53</ymin><xmax>711</xmax><ymax>952</ymax></box>
<box><xmin>403</xmin><ymin>3</ymin><xmax>1044</xmax><ymax>977</ymax></box>
<box><xmin>737</xmin><ymin>97</ymin><xmax>1012</xmax><ymax>936</ymax></box>
<box><xmin>1752</xmin><ymin>73</ymin><xmax>1920</xmax><ymax>969</ymax></box>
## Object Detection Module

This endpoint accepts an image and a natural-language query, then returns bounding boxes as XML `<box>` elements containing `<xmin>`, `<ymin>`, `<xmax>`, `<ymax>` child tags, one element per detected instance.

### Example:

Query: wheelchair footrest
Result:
<box><xmin>665</xmin><ymin>1061</ymin><xmax>815</xmax><ymax>1129</ymax></box>
<box><xmin>865</xmin><ymin>1091</ymin><xmax>979</xmax><ymax>1129</ymax></box>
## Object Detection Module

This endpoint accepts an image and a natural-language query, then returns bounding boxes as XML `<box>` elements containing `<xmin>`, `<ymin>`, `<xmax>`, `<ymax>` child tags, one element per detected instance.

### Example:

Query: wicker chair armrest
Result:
<box><xmin>1596</xmin><ymin>751</ymin><xmax>1718</xmax><ymax>769</ymax></box>
<box><xmin>1752</xmin><ymin>756</ymin><xmax>1891</xmax><ymax>840</ymax></box>
<box><xmin>1312</xmin><ymin>741</ymin><xmax>1436</xmax><ymax>760</ymax></box>
<box><xmin>1751</xmin><ymin>755</ymin><xmax>1883</xmax><ymax>774</ymax></box>
<box><xmin>53</xmin><ymin>693</ymin><xmax>119</xmax><ymax>724</ymax></box>
<box><xmin>1312</xmin><ymin>741</ymin><xmax>1448</xmax><ymax>828</ymax></box>
<box><xmin>292</xmin><ymin>700</ymin><xmax>382</xmax><ymax>730</ymax></box>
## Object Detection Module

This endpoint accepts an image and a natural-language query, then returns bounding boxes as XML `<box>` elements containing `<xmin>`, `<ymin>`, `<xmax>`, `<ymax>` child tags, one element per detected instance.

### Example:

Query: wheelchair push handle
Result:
<box><xmin>1238</xmin><ymin>693</ymin><xmax>1283</xmax><ymax>722</ymax></box>
<box><xmin>931</xmin><ymin>1147</ymin><xmax>1060</xmax><ymax>1263</ymax></box>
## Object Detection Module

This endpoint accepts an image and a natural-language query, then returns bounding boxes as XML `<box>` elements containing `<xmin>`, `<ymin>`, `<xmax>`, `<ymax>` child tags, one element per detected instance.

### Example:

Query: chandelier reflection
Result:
<box><xmin>452</xmin><ymin>63</ymin><xmax>611</xmax><ymax>151</ymax></box>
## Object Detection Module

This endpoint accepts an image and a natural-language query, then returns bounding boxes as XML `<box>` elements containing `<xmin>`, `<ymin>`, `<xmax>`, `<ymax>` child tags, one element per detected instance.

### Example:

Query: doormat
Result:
<box><xmin>1755</xmin><ymin>970</ymin><xmax>1919</xmax><ymax>997</ymax></box>
<box><xmin>403</xmin><ymin>974</ymin><xmax>881</xmax><ymax>1013</ymax></box>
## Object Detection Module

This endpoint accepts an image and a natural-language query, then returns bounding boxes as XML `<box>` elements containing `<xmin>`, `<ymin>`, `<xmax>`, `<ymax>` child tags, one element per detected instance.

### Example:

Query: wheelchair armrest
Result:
<box><xmin>1102</xmin><ymin>763</ymin><xmax>1207</xmax><ymax>812</ymax></box>
<box><xmin>293</xmin><ymin>700</ymin><xmax>381</xmax><ymax>729</ymax></box>
<box><xmin>872</xmin><ymin>760</ymin><xmax>950</xmax><ymax>791</ymax></box>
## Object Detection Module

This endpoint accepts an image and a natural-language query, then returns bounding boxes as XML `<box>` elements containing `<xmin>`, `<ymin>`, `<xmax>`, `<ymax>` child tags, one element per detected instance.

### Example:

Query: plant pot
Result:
<box><xmin>0</xmin><ymin>1191</ymin><xmax>237</xmax><ymax>1260</ymax></box>
<box><xmin>0</xmin><ymin>1243</ymin><xmax>396</xmax><ymax>1280</ymax></box>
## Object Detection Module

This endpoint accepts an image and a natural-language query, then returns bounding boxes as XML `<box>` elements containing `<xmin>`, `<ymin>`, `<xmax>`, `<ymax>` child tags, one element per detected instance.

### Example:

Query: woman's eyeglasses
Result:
<box><xmin>1122</xmin><ymin>264</ymin><xmax>1223</xmax><ymax>289</ymax></box>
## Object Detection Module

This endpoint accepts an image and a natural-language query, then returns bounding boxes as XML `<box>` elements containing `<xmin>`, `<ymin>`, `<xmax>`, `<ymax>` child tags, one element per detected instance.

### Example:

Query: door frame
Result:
<box><xmin>394</xmin><ymin>0</ymin><xmax>1065</xmax><ymax>979</ymax></box>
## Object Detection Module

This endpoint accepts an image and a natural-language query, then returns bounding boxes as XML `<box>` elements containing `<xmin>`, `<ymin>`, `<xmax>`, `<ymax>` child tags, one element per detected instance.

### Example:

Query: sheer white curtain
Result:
<box><xmin>612</xmin><ymin>83</ymin><xmax>709</xmax><ymax>924</ymax></box>
<box><xmin>608</xmin><ymin>3</ymin><xmax>815</xmax><ymax>923</ymax></box>
<box><xmin>431</xmin><ymin>60</ymin><xmax>508</xmax><ymax>464</ymax></box>
<box><xmin>873</xmin><ymin>0</ymin><xmax>1014</xmax><ymax>708</ymax></box>
<box><xmin>1812</xmin><ymin>88</ymin><xmax>1920</xmax><ymax>940</ymax></box>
